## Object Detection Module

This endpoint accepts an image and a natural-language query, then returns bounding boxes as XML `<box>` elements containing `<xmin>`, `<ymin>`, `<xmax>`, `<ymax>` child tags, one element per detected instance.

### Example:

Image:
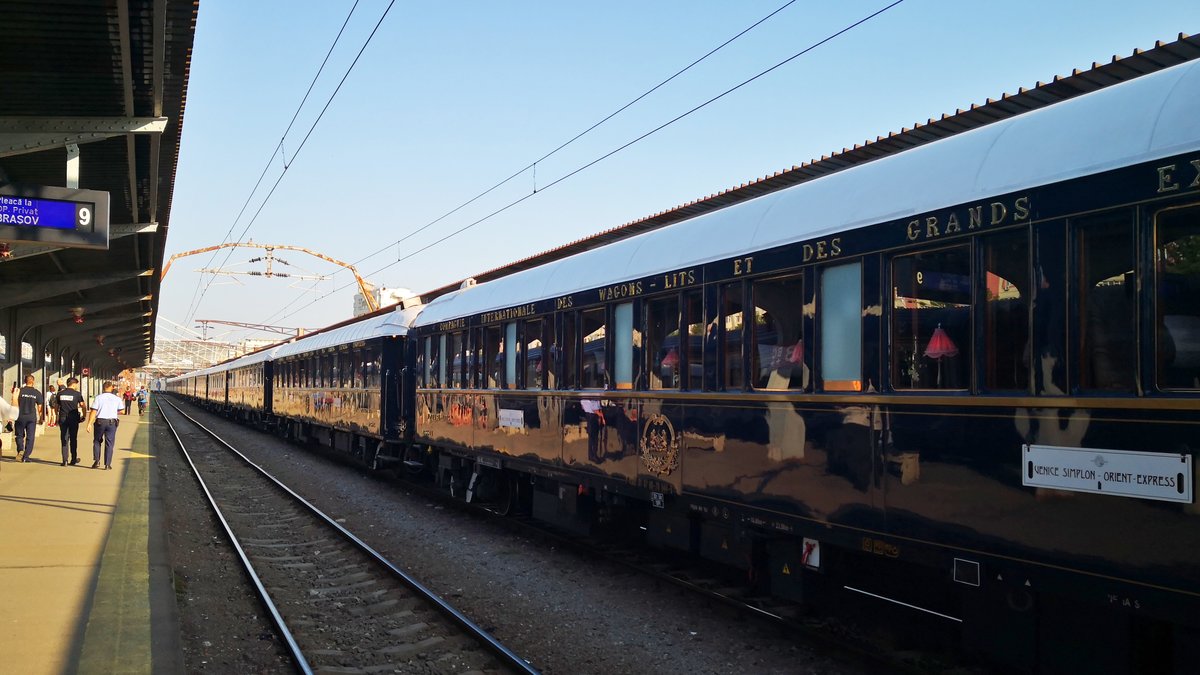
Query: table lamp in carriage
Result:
<box><xmin>924</xmin><ymin>323</ymin><xmax>959</xmax><ymax>387</ymax></box>
<box><xmin>660</xmin><ymin>347</ymin><xmax>680</xmax><ymax>387</ymax></box>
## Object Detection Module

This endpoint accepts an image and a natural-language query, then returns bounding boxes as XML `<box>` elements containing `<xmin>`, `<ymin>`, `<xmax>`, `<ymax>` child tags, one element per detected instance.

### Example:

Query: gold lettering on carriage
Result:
<box><xmin>437</xmin><ymin>318</ymin><xmax>466</xmax><ymax>332</ymax></box>
<box><xmin>663</xmin><ymin>269</ymin><xmax>697</xmax><ymax>289</ymax></box>
<box><xmin>481</xmin><ymin>304</ymin><xmax>537</xmax><ymax>324</ymax></box>
<box><xmin>802</xmin><ymin>237</ymin><xmax>841</xmax><ymax>262</ymax></box>
<box><xmin>555</xmin><ymin>295</ymin><xmax>574</xmax><ymax>310</ymax></box>
<box><xmin>597</xmin><ymin>281</ymin><xmax>643</xmax><ymax>301</ymax></box>
<box><xmin>1156</xmin><ymin>159</ymin><xmax>1200</xmax><ymax>193</ymax></box>
<box><xmin>905</xmin><ymin>196</ymin><xmax>1030</xmax><ymax>241</ymax></box>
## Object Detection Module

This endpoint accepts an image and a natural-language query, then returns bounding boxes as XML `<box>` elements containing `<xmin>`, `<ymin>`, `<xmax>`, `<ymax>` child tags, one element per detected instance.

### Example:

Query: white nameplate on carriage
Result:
<box><xmin>498</xmin><ymin>408</ymin><xmax>524</xmax><ymax>429</ymax></box>
<box><xmin>1022</xmin><ymin>444</ymin><xmax>1192</xmax><ymax>503</ymax></box>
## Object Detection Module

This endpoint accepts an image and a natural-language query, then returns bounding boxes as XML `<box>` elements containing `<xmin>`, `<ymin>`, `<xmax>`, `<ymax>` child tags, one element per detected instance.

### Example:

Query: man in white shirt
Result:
<box><xmin>84</xmin><ymin>382</ymin><xmax>123</xmax><ymax>470</ymax></box>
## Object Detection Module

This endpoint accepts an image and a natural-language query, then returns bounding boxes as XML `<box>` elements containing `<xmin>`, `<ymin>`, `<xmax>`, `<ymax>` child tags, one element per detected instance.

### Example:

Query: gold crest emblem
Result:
<box><xmin>640</xmin><ymin>413</ymin><xmax>679</xmax><ymax>476</ymax></box>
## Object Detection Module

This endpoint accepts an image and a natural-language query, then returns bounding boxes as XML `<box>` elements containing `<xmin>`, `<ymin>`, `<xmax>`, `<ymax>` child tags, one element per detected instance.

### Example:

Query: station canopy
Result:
<box><xmin>0</xmin><ymin>0</ymin><xmax>197</xmax><ymax>371</ymax></box>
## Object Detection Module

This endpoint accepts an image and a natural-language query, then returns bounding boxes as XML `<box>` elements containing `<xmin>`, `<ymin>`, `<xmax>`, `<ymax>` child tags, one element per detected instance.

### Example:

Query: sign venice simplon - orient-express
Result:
<box><xmin>1022</xmin><ymin>444</ymin><xmax>1193</xmax><ymax>503</ymax></box>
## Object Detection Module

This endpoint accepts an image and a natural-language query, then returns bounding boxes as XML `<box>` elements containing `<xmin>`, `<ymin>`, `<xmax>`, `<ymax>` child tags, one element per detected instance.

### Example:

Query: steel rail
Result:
<box><xmin>159</xmin><ymin>398</ymin><xmax>539</xmax><ymax>675</ymax></box>
<box><xmin>385</xmin><ymin>462</ymin><xmax>917</xmax><ymax>675</ymax></box>
<box><xmin>154</xmin><ymin>398</ymin><xmax>314</xmax><ymax>675</ymax></box>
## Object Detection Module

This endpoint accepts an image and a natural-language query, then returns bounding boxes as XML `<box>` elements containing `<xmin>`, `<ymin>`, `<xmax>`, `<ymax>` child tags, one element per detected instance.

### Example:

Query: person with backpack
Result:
<box><xmin>45</xmin><ymin>384</ymin><xmax>58</xmax><ymax>427</ymax></box>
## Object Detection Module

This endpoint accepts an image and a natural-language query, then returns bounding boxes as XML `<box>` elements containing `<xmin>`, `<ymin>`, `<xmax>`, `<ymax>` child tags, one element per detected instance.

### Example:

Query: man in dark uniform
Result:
<box><xmin>16</xmin><ymin>374</ymin><xmax>44</xmax><ymax>463</ymax></box>
<box><xmin>84</xmin><ymin>381</ymin><xmax>122</xmax><ymax>470</ymax></box>
<box><xmin>56</xmin><ymin>377</ymin><xmax>85</xmax><ymax>466</ymax></box>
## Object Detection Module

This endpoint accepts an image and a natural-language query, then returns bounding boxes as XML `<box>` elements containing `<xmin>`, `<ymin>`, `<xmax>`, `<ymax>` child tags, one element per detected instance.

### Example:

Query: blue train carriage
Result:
<box><xmin>165</xmin><ymin>369</ymin><xmax>187</xmax><ymax>399</ymax></box>
<box><xmin>270</xmin><ymin>306</ymin><xmax>419</xmax><ymax>467</ymax></box>
<box><xmin>167</xmin><ymin>364</ymin><xmax>213</xmax><ymax>405</ymax></box>
<box><xmin>203</xmin><ymin>362</ymin><xmax>229</xmax><ymax>410</ymax></box>
<box><xmin>225</xmin><ymin>345</ymin><xmax>279</xmax><ymax>426</ymax></box>
<box><xmin>168</xmin><ymin>365</ymin><xmax>213</xmax><ymax>404</ymax></box>
<box><xmin>410</xmin><ymin>57</ymin><xmax>1200</xmax><ymax>671</ymax></box>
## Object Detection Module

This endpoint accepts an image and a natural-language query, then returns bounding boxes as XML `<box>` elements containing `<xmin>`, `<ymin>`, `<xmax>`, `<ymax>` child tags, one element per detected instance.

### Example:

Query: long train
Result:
<box><xmin>167</xmin><ymin>53</ymin><xmax>1200</xmax><ymax>673</ymax></box>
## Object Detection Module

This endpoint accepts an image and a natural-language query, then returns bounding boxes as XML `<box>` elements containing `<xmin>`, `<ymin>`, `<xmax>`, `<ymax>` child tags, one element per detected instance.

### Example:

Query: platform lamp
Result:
<box><xmin>924</xmin><ymin>323</ymin><xmax>959</xmax><ymax>388</ymax></box>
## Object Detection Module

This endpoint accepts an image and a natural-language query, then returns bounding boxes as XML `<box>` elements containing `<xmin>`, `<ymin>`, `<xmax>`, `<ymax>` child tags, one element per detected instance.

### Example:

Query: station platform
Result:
<box><xmin>0</xmin><ymin>410</ymin><xmax>182</xmax><ymax>674</ymax></box>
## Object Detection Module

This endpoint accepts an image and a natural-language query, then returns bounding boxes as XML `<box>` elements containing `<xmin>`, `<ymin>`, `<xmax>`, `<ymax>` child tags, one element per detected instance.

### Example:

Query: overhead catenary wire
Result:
<box><xmin>342</xmin><ymin>0</ymin><xmax>802</xmax><ymax>275</ymax></box>
<box><xmin>258</xmin><ymin>0</ymin><xmax>806</xmax><ymax>327</ymax></box>
<box><xmin>268</xmin><ymin>0</ymin><xmax>906</xmax><ymax>325</ymax></box>
<box><xmin>183</xmin><ymin>2</ymin><xmax>362</xmax><ymax>323</ymax></box>
<box><xmin>185</xmin><ymin>0</ymin><xmax>395</xmax><ymax>324</ymax></box>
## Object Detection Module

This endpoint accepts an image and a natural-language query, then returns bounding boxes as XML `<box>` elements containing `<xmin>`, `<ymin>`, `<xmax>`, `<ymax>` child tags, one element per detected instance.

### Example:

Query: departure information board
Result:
<box><xmin>0</xmin><ymin>183</ymin><xmax>109</xmax><ymax>250</ymax></box>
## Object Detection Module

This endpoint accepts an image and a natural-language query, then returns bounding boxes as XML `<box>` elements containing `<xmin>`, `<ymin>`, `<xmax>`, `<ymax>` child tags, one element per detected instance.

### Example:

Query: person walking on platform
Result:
<box><xmin>84</xmin><ymin>382</ymin><xmax>121</xmax><ymax>470</ymax></box>
<box><xmin>0</xmin><ymin>381</ymin><xmax>17</xmax><ymax>462</ymax></box>
<box><xmin>16</xmin><ymin>375</ymin><xmax>44</xmax><ymax>463</ymax></box>
<box><xmin>122</xmin><ymin>386</ymin><xmax>134</xmax><ymax>416</ymax></box>
<box><xmin>136</xmin><ymin>386</ymin><xmax>148</xmax><ymax>415</ymax></box>
<box><xmin>45</xmin><ymin>384</ymin><xmax>57</xmax><ymax>427</ymax></box>
<box><xmin>56</xmin><ymin>377</ymin><xmax>85</xmax><ymax>466</ymax></box>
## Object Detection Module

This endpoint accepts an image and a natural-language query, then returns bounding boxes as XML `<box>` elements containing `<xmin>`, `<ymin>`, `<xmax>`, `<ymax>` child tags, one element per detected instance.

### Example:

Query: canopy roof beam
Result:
<box><xmin>0</xmin><ymin>117</ymin><xmax>168</xmax><ymax>159</ymax></box>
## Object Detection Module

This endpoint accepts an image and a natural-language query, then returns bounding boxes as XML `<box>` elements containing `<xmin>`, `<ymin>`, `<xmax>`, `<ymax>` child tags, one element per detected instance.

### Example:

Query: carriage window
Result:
<box><xmin>504</xmin><ymin>322</ymin><xmax>518</xmax><ymax>389</ymax></box>
<box><xmin>1077</xmin><ymin>211</ymin><xmax>1135</xmax><ymax>391</ymax></box>
<box><xmin>351</xmin><ymin>351</ymin><xmax>359</xmax><ymax>388</ymax></box>
<box><xmin>647</xmin><ymin>295</ymin><xmax>681</xmax><ymax>390</ymax></box>
<box><xmin>581</xmin><ymin>308</ymin><xmax>607</xmax><ymax>389</ymax></box>
<box><xmin>545</xmin><ymin>320</ymin><xmax>557</xmax><ymax>390</ymax></box>
<box><xmin>427</xmin><ymin>336</ymin><xmax>442</xmax><ymax>388</ymax></box>
<box><xmin>722</xmin><ymin>283</ymin><xmax>745</xmax><ymax>390</ymax></box>
<box><xmin>470</xmin><ymin>327</ymin><xmax>483</xmax><ymax>388</ymax></box>
<box><xmin>449</xmin><ymin>332</ymin><xmax>464</xmax><ymax>388</ymax></box>
<box><xmin>437</xmin><ymin>334</ymin><xmax>447</xmax><ymax>387</ymax></box>
<box><xmin>892</xmin><ymin>247</ymin><xmax>969</xmax><ymax>389</ymax></box>
<box><xmin>1156</xmin><ymin>205</ymin><xmax>1200</xmax><ymax>389</ymax></box>
<box><xmin>823</xmin><ymin>262</ymin><xmax>862</xmax><ymax>391</ymax></box>
<box><xmin>984</xmin><ymin>231</ymin><xmax>1030</xmax><ymax>391</ymax></box>
<box><xmin>484</xmin><ymin>325</ymin><xmax>502</xmax><ymax>388</ymax></box>
<box><xmin>613</xmin><ymin>302</ymin><xmax>635</xmax><ymax>389</ymax></box>
<box><xmin>418</xmin><ymin>338</ymin><xmax>428</xmax><ymax>387</ymax></box>
<box><xmin>523</xmin><ymin>319</ymin><xmax>544</xmax><ymax>390</ymax></box>
<box><xmin>563</xmin><ymin>312</ymin><xmax>579</xmax><ymax>389</ymax></box>
<box><xmin>683</xmin><ymin>291</ymin><xmax>704</xmax><ymax>390</ymax></box>
<box><xmin>366</xmin><ymin>345</ymin><xmax>381</xmax><ymax>389</ymax></box>
<box><xmin>753</xmin><ymin>275</ymin><xmax>806</xmax><ymax>390</ymax></box>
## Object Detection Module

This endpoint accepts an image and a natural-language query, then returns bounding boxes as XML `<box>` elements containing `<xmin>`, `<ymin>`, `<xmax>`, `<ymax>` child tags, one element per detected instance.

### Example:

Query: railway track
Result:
<box><xmin>157</xmin><ymin>399</ymin><xmax>538</xmax><ymax>675</ymax></box>
<box><xmin>392</xmin><ymin>472</ymin><xmax>956</xmax><ymax>674</ymax></box>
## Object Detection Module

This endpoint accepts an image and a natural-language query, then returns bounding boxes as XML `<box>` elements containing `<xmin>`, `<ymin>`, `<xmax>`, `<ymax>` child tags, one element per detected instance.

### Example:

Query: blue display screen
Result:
<box><xmin>0</xmin><ymin>195</ymin><xmax>89</xmax><ymax>230</ymax></box>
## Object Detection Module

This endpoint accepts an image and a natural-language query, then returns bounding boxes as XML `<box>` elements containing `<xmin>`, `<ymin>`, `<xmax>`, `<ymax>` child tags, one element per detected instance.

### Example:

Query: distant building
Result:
<box><xmin>354</xmin><ymin>284</ymin><xmax>417</xmax><ymax>316</ymax></box>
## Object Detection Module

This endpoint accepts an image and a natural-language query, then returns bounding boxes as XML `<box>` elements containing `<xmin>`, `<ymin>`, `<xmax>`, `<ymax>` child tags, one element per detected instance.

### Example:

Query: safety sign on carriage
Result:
<box><xmin>1022</xmin><ymin>444</ymin><xmax>1193</xmax><ymax>503</ymax></box>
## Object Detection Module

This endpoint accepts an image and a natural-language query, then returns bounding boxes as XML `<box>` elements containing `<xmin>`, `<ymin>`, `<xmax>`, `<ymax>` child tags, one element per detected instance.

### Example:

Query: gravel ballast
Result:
<box><xmin>157</xmin><ymin>402</ymin><xmax>867</xmax><ymax>674</ymax></box>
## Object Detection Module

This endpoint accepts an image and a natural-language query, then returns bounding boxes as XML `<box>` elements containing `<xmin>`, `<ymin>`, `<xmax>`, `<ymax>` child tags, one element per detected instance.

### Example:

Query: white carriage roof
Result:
<box><xmin>228</xmin><ymin>345</ymin><xmax>280</xmax><ymax>369</ymax></box>
<box><xmin>271</xmin><ymin>306</ymin><xmax>419</xmax><ymax>360</ymax></box>
<box><xmin>415</xmin><ymin>57</ymin><xmax>1200</xmax><ymax>328</ymax></box>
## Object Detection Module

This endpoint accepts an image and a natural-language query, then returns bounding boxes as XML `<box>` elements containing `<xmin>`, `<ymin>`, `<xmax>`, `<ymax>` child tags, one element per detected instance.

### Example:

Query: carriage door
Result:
<box><xmin>639</xmin><ymin>291</ymin><xmax>696</xmax><ymax>497</ymax></box>
<box><xmin>818</xmin><ymin>260</ymin><xmax>882</xmax><ymax>514</ymax></box>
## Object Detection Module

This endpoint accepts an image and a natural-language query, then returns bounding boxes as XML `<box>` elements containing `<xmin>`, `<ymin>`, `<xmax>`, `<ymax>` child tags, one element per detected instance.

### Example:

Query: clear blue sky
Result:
<box><xmin>160</xmin><ymin>0</ymin><xmax>1200</xmax><ymax>345</ymax></box>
